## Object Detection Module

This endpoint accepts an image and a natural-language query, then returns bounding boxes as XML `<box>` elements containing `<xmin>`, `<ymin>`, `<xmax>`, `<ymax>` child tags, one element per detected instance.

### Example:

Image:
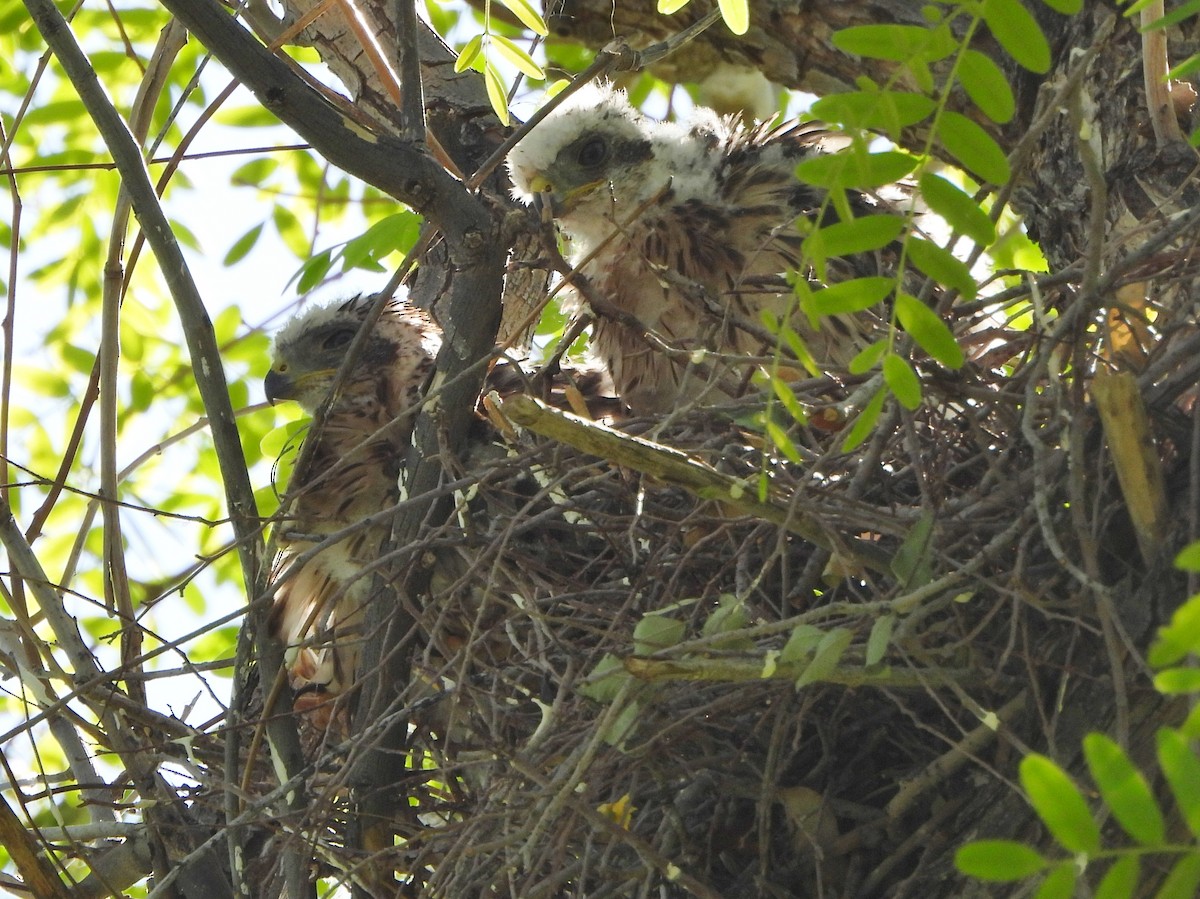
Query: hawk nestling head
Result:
<box><xmin>265</xmin><ymin>295</ymin><xmax>439</xmax><ymax>700</ymax></box>
<box><xmin>266</xmin><ymin>295</ymin><xmax>439</xmax><ymax>418</ymax></box>
<box><xmin>508</xmin><ymin>83</ymin><xmax>875</xmax><ymax>414</ymax></box>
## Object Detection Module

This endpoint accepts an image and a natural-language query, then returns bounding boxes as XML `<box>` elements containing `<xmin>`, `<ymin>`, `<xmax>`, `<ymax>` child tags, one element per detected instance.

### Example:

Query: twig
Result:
<box><xmin>498</xmin><ymin>393</ymin><xmax>893</xmax><ymax>574</ymax></box>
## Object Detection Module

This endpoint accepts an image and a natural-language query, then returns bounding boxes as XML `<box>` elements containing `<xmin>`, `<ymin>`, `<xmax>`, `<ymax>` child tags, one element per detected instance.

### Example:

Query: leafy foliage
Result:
<box><xmin>957</xmin><ymin>543</ymin><xmax>1200</xmax><ymax>897</ymax></box>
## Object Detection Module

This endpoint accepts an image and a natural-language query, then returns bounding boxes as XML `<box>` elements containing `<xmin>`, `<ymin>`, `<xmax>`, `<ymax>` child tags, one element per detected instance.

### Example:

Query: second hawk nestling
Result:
<box><xmin>508</xmin><ymin>82</ymin><xmax>878</xmax><ymax>414</ymax></box>
<box><xmin>265</xmin><ymin>295</ymin><xmax>439</xmax><ymax>700</ymax></box>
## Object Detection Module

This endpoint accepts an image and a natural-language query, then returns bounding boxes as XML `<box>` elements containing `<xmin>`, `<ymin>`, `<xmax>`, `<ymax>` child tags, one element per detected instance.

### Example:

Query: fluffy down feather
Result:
<box><xmin>509</xmin><ymin>82</ymin><xmax>879</xmax><ymax>414</ymax></box>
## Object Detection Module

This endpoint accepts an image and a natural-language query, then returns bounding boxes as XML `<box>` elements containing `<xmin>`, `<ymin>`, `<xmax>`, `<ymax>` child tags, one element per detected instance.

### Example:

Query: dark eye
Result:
<box><xmin>322</xmin><ymin>328</ymin><xmax>355</xmax><ymax>351</ymax></box>
<box><xmin>576</xmin><ymin>135</ymin><xmax>608</xmax><ymax>168</ymax></box>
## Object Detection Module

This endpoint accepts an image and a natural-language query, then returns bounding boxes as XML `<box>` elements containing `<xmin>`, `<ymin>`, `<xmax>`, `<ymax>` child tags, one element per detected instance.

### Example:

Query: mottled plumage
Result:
<box><xmin>265</xmin><ymin>295</ymin><xmax>439</xmax><ymax>698</ymax></box>
<box><xmin>508</xmin><ymin>83</ymin><xmax>874</xmax><ymax>414</ymax></box>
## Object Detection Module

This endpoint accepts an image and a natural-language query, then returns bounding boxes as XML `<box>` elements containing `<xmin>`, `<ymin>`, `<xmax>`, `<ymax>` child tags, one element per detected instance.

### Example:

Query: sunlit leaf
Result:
<box><xmin>717</xmin><ymin>0</ymin><xmax>749</xmax><ymax>35</ymax></box>
<box><xmin>894</xmin><ymin>292</ymin><xmax>964</xmax><ymax>368</ymax></box>
<box><xmin>918</xmin><ymin>173</ymin><xmax>996</xmax><ymax>247</ymax></box>
<box><xmin>883</xmin><ymin>353</ymin><xmax>922</xmax><ymax>410</ymax></box>
<box><xmin>484</xmin><ymin>63</ymin><xmax>511</xmax><ymax>125</ymax></box>
<box><xmin>982</xmin><ymin>0</ymin><xmax>1051</xmax><ymax>72</ymax></box>
<box><xmin>1019</xmin><ymin>754</ymin><xmax>1101</xmax><ymax>854</ymax></box>
<box><xmin>955</xmin><ymin>840</ymin><xmax>1047</xmax><ymax>880</ymax></box>
<box><xmin>907</xmin><ymin>237</ymin><xmax>977</xmax><ymax>296</ymax></box>
<box><xmin>958</xmin><ymin>49</ymin><xmax>1016</xmax><ymax>124</ymax></box>
<box><xmin>491</xmin><ymin>34</ymin><xmax>545</xmax><ymax>79</ymax></box>
<box><xmin>841</xmin><ymin>386</ymin><xmax>887</xmax><ymax>452</ymax></box>
<box><xmin>454</xmin><ymin>33</ymin><xmax>484</xmax><ymax>73</ymax></box>
<box><xmin>1157</xmin><ymin>727</ymin><xmax>1200</xmax><ymax>838</ymax></box>
<box><xmin>1083</xmin><ymin>733</ymin><xmax>1165</xmax><ymax>846</ymax></box>
<box><xmin>939</xmin><ymin>111</ymin><xmax>1011</xmax><ymax>185</ymax></box>
<box><xmin>1095</xmin><ymin>855</ymin><xmax>1139</xmax><ymax>899</ymax></box>
<box><xmin>498</xmin><ymin>0</ymin><xmax>550</xmax><ymax>35</ymax></box>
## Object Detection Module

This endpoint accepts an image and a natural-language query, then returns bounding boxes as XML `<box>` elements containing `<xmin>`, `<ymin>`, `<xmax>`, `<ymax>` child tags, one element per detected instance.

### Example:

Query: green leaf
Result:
<box><xmin>918</xmin><ymin>173</ymin><xmax>996</xmax><ymax>247</ymax></box>
<box><xmin>892</xmin><ymin>509</ymin><xmax>934</xmax><ymax>585</ymax></box>
<box><xmin>1083</xmin><ymin>733</ymin><xmax>1165</xmax><ymax>846</ymax></box>
<box><xmin>804</xmin><ymin>215</ymin><xmax>906</xmax><ymax>259</ymax></box>
<box><xmin>849</xmin><ymin>339</ymin><xmax>888</xmax><ymax>375</ymax></box>
<box><xmin>454</xmin><ymin>34</ymin><xmax>483</xmax><ymax>74</ymax></box>
<box><xmin>955</xmin><ymin>840</ymin><xmax>1047</xmax><ymax>881</ymax></box>
<box><xmin>797</xmin><ymin>150</ymin><xmax>919</xmax><ymax>190</ymax></box>
<box><xmin>491</xmin><ymin>34</ymin><xmax>545</xmax><ymax>79</ymax></box>
<box><xmin>294</xmin><ymin>248</ymin><xmax>334</xmax><ymax>294</ymax></box>
<box><xmin>810</xmin><ymin>90</ymin><xmax>935</xmax><ymax>133</ymax></box>
<box><xmin>657</xmin><ymin>0</ymin><xmax>691</xmax><ymax>13</ymax></box>
<box><xmin>229</xmin><ymin>157</ymin><xmax>278</xmax><ymax>185</ymax></box>
<box><xmin>223</xmin><ymin>223</ymin><xmax>263</xmax><ymax>266</ymax></box>
<box><xmin>766</xmin><ymin>419</ymin><xmax>803</xmax><ymax>463</ymax></box>
<box><xmin>883</xmin><ymin>353</ymin><xmax>922</xmax><ymax>410</ymax></box>
<box><xmin>982</xmin><ymin>0</ymin><xmax>1051</xmax><ymax>72</ymax></box>
<box><xmin>1168</xmin><ymin>51</ymin><xmax>1200</xmax><ymax>81</ymax></box>
<box><xmin>795</xmin><ymin>627</ymin><xmax>852</xmax><ymax>687</ymax></box>
<box><xmin>1035</xmin><ymin>864</ymin><xmax>1076</xmax><ymax>899</ymax></box>
<box><xmin>832</xmin><ymin>24</ymin><xmax>957</xmax><ymax>63</ymax></box>
<box><xmin>1155</xmin><ymin>667</ymin><xmax>1200</xmax><ymax>694</ymax></box>
<box><xmin>770</xmin><ymin>376</ymin><xmax>809</xmax><ymax>424</ymax></box>
<box><xmin>805</xmin><ymin>277</ymin><xmax>894</xmax><ymax>316</ymax></box>
<box><xmin>1148</xmin><ymin>595</ymin><xmax>1200</xmax><ymax>667</ymax></box>
<box><xmin>1095</xmin><ymin>855</ymin><xmax>1139</xmax><ymax>899</ymax></box>
<box><xmin>780</xmin><ymin>624</ymin><xmax>825</xmax><ymax>663</ymax></box>
<box><xmin>841</xmin><ymin>386</ymin><xmax>887</xmax><ymax>451</ymax></box>
<box><xmin>579</xmin><ymin>653</ymin><xmax>631</xmax><ymax>703</ymax></box>
<box><xmin>497</xmin><ymin>0</ymin><xmax>550</xmax><ymax>35</ymax></box>
<box><xmin>1019</xmin><ymin>754</ymin><xmax>1101</xmax><ymax>854</ymax></box>
<box><xmin>484</xmin><ymin>63</ymin><xmax>510</xmax><ymax>125</ymax></box>
<box><xmin>1157</xmin><ymin>727</ymin><xmax>1200</xmax><ymax>838</ymax></box>
<box><xmin>1156</xmin><ymin>855</ymin><xmax>1200</xmax><ymax>899</ymax></box>
<box><xmin>1179</xmin><ymin>703</ymin><xmax>1200</xmax><ymax>740</ymax></box>
<box><xmin>717</xmin><ymin>0</ymin><xmax>749</xmax><ymax>35</ymax></box>
<box><xmin>702</xmin><ymin>595</ymin><xmax>753</xmax><ymax>650</ymax></box>
<box><xmin>958</xmin><ymin>49</ymin><xmax>1016</xmax><ymax>124</ymax></box>
<box><xmin>939</xmin><ymin>111</ymin><xmax>1011</xmax><ymax>185</ymax></box>
<box><xmin>633</xmin><ymin>613</ymin><xmax>685</xmax><ymax>654</ymax></box>
<box><xmin>1176</xmin><ymin>541</ymin><xmax>1200</xmax><ymax>571</ymax></box>
<box><xmin>1139</xmin><ymin>0</ymin><xmax>1200</xmax><ymax>32</ymax></box>
<box><xmin>894</xmin><ymin>292</ymin><xmax>964</xmax><ymax>368</ymax></box>
<box><xmin>865</xmin><ymin>614</ymin><xmax>894</xmax><ymax>666</ymax></box>
<box><xmin>272</xmin><ymin>205</ymin><xmax>310</xmax><ymax>258</ymax></box>
<box><xmin>907</xmin><ymin>238</ymin><xmax>977</xmax><ymax>297</ymax></box>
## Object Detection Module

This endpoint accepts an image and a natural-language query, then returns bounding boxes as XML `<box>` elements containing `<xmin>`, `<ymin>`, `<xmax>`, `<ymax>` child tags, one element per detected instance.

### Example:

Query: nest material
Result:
<box><xmin>244</xmin><ymin>296</ymin><xmax>1192</xmax><ymax>898</ymax></box>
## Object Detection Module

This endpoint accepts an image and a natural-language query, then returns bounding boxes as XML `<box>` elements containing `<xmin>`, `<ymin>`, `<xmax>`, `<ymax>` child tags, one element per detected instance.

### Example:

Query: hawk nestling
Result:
<box><xmin>508</xmin><ymin>82</ymin><xmax>876</xmax><ymax>414</ymax></box>
<box><xmin>265</xmin><ymin>295</ymin><xmax>439</xmax><ymax>699</ymax></box>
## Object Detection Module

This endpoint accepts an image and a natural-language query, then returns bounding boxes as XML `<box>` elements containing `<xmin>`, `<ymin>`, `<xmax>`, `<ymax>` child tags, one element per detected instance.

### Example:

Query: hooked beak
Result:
<box><xmin>264</xmin><ymin>368</ymin><xmax>295</xmax><ymax>405</ymax></box>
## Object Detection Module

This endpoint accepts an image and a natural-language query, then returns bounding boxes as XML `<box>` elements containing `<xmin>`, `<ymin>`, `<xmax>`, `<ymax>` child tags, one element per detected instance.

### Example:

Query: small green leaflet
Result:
<box><xmin>498</xmin><ymin>0</ymin><xmax>549</xmax><ymax>35</ymax></box>
<box><xmin>804</xmin><ymin>215</ymin><xmax>906</xmax><ymax>258</ymax></box>
<box><xmin>1019</xmin><ymin>754</ymin><xmax>1101</xmax><ymax>855</ymax></box>
<box><xmin>954</xmin><ymin>840</ymin><xmax>1047</xmax><ymax>881</ymax></box>
<box><xmin>796</xmin><ymin>149</ymin><xmax>918</xmax><ymax>190</ymax></box>
<box><xmin>981</xmin><ymin>0</ymin><xmax>1051</xmax><ymax>73</ymax></box>
<box><xmin>841</xmin><ymin>386</ymin><xmax>887</xmax><ymax>452</ymax></box>
<box><xmin>811</xmin><ymin>91</ymin><xmax>934</xmax><ymax>133</ymax></box>
<box><xmin>491</xmin><ymin>34</ymin><xmax>545</xmax><ymax>79</ymax></box>
<box><xmin>958</xmin><ymin>49</ymin><xmax>1016</xmax><ymax>124</ymax></box>
<box><xmin>939</xmin><ymin>111</ymin><xmax>1011</xmax><ymax>185</ymax></box>
<box><xmin>717</xmin><ymin>0</ymin><xmax>749</xmax><ymax>35</ymax></box>
<box><xmin>917</xmin><ymin>173</ymin><xmax>996</xmax><ymax>247</ymax></box>
<box><xmin>907</xmin><ymin>237</ymin><xmax>977</xmax><ymax>297</ymax></box>
<box><xmin>883</xmin><ymin>354</ymin><xmax>922</xmax><ymax>410</ymax></box>
<box><xmin>1082</xmin><ymin>733</ymin><xmax>1165</xmax><ymax>847</ymax></box>
<box><xmin>894</xmin><ymin>293</ymin><xmax>964</xmax><ymax>368</ymax></box>
<box><xmin>832</xmin><ymin>23</ymin><xmax>957</xmax><ymax>63</ymax></box>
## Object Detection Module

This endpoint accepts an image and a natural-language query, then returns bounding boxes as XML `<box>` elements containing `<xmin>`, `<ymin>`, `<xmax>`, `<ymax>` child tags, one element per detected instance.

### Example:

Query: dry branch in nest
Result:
<box><xmin>234</xmin><ymin>271</ymin><xmax>1191</xmax><ymax>896</ymax></box>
